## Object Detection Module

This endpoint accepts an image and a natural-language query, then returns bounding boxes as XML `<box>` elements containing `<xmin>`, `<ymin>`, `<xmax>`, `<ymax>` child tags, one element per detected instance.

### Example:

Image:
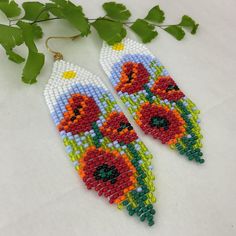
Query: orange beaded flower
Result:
<box><xmin>115</xmin><ymin>62</ymin><xmax>150</xmax><ymax>94</ymax></box>
<box><xmin>100</xmin><ymin>111</ymin><xmax>138</xmax><ymax>144</ymax></box>
<box><xmin>151</xmin><ymin>76</ymin><xmax>185</xmax><ymax>101</ymax></box>
<box><xmin>58</xmin><ymin>94</ymin><xmax>100</xmax><ymax>134</ymax></box>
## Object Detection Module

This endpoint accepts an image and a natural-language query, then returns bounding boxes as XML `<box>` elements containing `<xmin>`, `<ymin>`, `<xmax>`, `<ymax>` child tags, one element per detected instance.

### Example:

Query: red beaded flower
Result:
<box><xmin>100</xmin><ymin>111</ymin><xmax>138</xmax><ymax>144</ymax></box>
<box><xmin>115</xmin><ymin>62</ymin><xmax>150</xmax><ymax>94</ymax></box>
<box><xmin>136</xmin><ymin>102</ymin><xmax>186</xmax><ymax>145</ymax></box>
<box><xmin>58</xmin><ymin>94</ymin><xmax>100</xmax><ymax>134</ymax></box>
<box><xmin>79</xmin><ymin>146</ymin><xmax>137</xmax><ymax>204</ymax></box>
<box><xmin>151</xmin><ymin>76</ymin><xmax>184</xmax><ymax>101</ymax></box>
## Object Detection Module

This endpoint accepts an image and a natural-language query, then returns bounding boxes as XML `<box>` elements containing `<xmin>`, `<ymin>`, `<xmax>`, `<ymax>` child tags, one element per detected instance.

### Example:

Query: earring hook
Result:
<box><xmin>45</xmin><ymin>34</ymin><xmax>81</xmax><ymax>61</ymax></box>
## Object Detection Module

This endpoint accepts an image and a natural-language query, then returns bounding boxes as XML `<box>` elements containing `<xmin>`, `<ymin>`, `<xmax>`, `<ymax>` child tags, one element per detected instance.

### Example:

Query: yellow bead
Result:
<box><xmin>62</xmin><ymin>70</ymin><xmax>77</xmax><ymax>79</ymax></box>
<box><xmin>112</xmin><ymin>43</ymin><xmax>124</xmax><ymax>51</ymax></box>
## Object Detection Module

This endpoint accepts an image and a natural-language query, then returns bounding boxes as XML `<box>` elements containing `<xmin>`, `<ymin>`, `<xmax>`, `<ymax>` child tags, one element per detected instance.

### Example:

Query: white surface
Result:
<box><xmin>0</xmin><ymin>0</ymin><xmax>236</xmax><ymax>235</ymax></box>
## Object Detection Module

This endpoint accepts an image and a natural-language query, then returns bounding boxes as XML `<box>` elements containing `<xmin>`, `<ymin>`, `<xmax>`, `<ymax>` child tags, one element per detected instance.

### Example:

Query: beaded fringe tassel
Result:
<box><xmin>100</xmin><ymin>38</ymin><xmax>204</xmax><ymax>164</ymax></box>
<box><xmin>44</xmin><ymin>60</ymin><xmax>156</xmax><ymax>226</ymax></box>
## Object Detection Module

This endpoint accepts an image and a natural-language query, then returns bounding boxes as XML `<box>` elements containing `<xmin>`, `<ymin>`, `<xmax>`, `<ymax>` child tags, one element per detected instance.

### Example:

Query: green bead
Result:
<box><xmin>199</xmin><ymin>159</ymin><xmax>205</xmax><ymax>164</ymax></box>
<box><xmin>129</xmin><ymin>210</ymin><xmax>135</xmax><ymax>216</ymax></box>
<box><xmin>147</xmin><ymin>214</ymin><xmax>153</xmax><ymax>221</ymax></box>
<box><xmin>122</xmin><ymin>200</ymin><xmax>129</xmax><ymax>206</ymax></box>
<box><xmin>148</xmin><ymin>220</ymin><xmax>155</xmax><ymax>226</ymax></box>
<box><xmin>150</xmin><ymin>209</ymin><xmax>156</xmax><ymax>215</ymax></box>
<box><xmin>140</xmin><ymin>214</ymin><xmax>146</xmax><ymax>222</ymax></box>
<box><xmin>142</xmin><ymin>195</ymin><xmax>147</xmax><ymax>201</ymax></box>
<box><xmin>188</xmin><ymin>156</ymin><xmax>194</xmax><ymax>160</ymax></box>
<box><xmin>147</xmin><ymin>204</ymin><xmax>153</xmax><ymax>210</ymax></box>
<box><xmin>127</xmin><ymin>205</ymin><xmax>133</xmax><ymax>211</ymax></box>
<box><xmin>137</xmin><ymin>210</ymin><xmax>143</xmax><ymax>217</ymax></box>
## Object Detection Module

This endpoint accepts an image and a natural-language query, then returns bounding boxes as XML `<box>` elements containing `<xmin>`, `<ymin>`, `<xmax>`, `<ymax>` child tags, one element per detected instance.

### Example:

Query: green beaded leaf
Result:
<box><xmin>145</xmin><ymin>5</ymin><xmax>165</xmax><ymax>23</ymax></box>
<box><xmin>22</xmin><ymin>2</ymin><xmax>49</xmax><ymax>21</ymax></box>
<box><xmin>0</xmin><ymin>24</ymin><xmax>24</xmax><ymax>63</ymax></box>
<box><xmin>179</xmin><ymin>15</ymin><xmax>199</xmax><ymax>34</ymax></box>
<box><xmin>48</xmin><ymin>0</ymin><xmax>90</xmax><ymax>36</ymax></box>
<box><xmin>16</xmin><ymin>21</ymin><xmax>44</xmax><ymax>84</ymax></box>
<box><xmin>130</xmin><ymin>19</ymin><xmax>158</xmax><ymax>43</ymax></box>
<box><xmin>164</xmin><ymin>25</ymin><xmax>185</xmax><ymax>40</ymax></box>
<box><xmin>92</xmin><ymin>18</ymin><xmax>126</xmax><ymax>45</ymax></box>
<box><xmin>103</xmin><ymin>2</ymin><xmax>131</xmax><ymax>21</ymax></box>
<box><xmin>0</xmin><ymin>0</ymin><xmax>21</xmax><ymax>18</ymax></box>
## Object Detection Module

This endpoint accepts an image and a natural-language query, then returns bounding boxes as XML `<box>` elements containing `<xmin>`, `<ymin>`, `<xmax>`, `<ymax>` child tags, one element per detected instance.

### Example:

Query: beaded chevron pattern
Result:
<box><xmin>44</xmin><ymin>60</ymin><xmax>156</xmax><ymax>226</ymax></box>
<box><xmin>100</xmin><ymin>39</ymin><xmax>204</xmax><ymax>164</ymax></box>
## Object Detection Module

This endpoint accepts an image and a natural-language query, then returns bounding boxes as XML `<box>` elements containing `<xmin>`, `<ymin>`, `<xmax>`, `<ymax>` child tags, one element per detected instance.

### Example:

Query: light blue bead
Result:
<box><xmin>137</xmin><ymin>187</ymin><xmax>142</xmax><ymax>192</ymax></box>
<box><xmin>66</xmin><ymin>146</ymin><xmax>72</xmax><ymax>153</ymax></box>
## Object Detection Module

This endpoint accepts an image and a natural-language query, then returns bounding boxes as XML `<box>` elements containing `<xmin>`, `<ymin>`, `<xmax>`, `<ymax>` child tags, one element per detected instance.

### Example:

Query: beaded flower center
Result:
<box><xmin>70</xmin><ymin>105</ymin><xmax>83</xmax><ymax>121</ymax></box>
<box><xmin>93</xmin><ymin>164</ymin><xmax>120</xmax><ymax>184</ymax></box>
<box><xmin>166</xmin><ymin>84</ymin><xmax>179</xmax><ymax>92</ymax></box>
<box><xmin>117</xmin><ymin>122</ymin><xmax>133</xmax><ymax>132</ymax></box>
<box><xmin>150</xmin><ymin>116</ymin><xmax>170</xmax><ymax>130</ymax></box>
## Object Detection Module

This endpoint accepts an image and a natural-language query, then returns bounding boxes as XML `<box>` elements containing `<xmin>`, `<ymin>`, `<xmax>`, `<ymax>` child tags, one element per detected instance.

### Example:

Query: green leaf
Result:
<box><xmin>164</xmin><ymin>25</ymin><xmax>185</xmax><ymax>40</ymax></box>
<box><xmin>103</xmin><ymin>2</ymin><xmax>131</xmax><ymax>21</ymax></box>
<box><xmin>145</xmin><ymin>5</ymin><xmax>165</xmax><ymax>23</ymax></box>
<box><xmin>32</xmin><ymin>24</ymin><xmax>43</xmax><ymax>39</ymax></box>
<box><xmin>16</xmin><ymin>21</ymin><xmax>44</xmax><ymax>84</ymax></box>
<box><xmin>191</xmin><ymin>23</ymin><xmax>199</xmax><ymax>34</ymax></box>
<box><xmin>0</xmin><ymin>0</ymin><xmax>21</xmax><ymax>18</ymax></box>
<box><xmin>62</xmin><ymin>6</ymin><xmax>90</xmax><ymax>36</ymax></box>
<box><xmin>130</xmin><ymin>19</ymin><xmax>158</xmax><ymax>43</ymax></box>
<box><xmin>45</xmin><ymin>3</ymin><xmax>64</xmax><ymax>18</ymax></box>
<box><xmin>17</xmin><ymin>21</ymin><xmax>37</xmax><ymax>51</ymax></box>
<box><xmin>50</xmin><ymin>0</ymin><xmax>75</xmax><ymax>8</ymax></box>
<box><xmin>22</xmin><ymin>2</ymin><xmax>49</xmax><ymax>21</ymax></box>
<box><xmin>92</xmin><ymin>18</ymin><xmax>126</xmax><ymax>45</ymax></box>
<box><xmin>0</xmin><ymin>24</ymin><xmax>24</xmax><ymax>63</ymax></box>
<box><xmin>5</xmin><ymin>47</ymin><xmax>25</xmax><ymax>63</ymax></box>
<box><xmin>48</xmin><ymin>1</ymin><xmax>90</xmax><ymax>36</ymax></box>
<box><xmin>22</xmin><ymin>51</ymin><xmax>44</xmax><ymax>84</ymax></box>
<box><xmin>179</xmin><ymin>15</ymin><xmax>199</xmax><ymax>34</ymax></box>
<box><xmin>0</xmin><ymin>24</ymin><xmax>23</xmax><ymax>48</ymax></box>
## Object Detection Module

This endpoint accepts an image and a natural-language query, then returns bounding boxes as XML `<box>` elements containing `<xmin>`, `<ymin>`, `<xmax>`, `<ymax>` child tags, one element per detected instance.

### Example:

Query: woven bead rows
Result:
<box><xmin>44</xmin><ymin>60</ymin><xmax>156</xmax><ymax>226</ymax></box>
<box><xmin>100</xmin><ymin>38</ymin><xmax>204</xmax><ymax>163</ymax></box>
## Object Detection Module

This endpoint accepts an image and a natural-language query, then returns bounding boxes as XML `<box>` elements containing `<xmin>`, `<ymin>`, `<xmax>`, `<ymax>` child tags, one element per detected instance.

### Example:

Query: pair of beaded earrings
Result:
<box><xmin>44</xmin><ymin>37</ymin><xmax>204</xmax><ymax>227</ymax></box>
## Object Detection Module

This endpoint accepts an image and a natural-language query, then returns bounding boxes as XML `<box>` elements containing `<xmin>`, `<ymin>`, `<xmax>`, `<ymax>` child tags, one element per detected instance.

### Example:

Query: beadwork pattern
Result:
<box><xmin>100</xmin><ymin>38</ymin><xmax>204</xmax><ymax>163</ymax></box>
<box><xmin>44</xmin><ymin>60</ymin><xmax>156</xmax><ymax>226</ymax></box>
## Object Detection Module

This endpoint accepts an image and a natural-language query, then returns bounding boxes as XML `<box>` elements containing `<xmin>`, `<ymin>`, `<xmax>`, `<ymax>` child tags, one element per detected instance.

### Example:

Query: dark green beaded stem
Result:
<box><xmin>92</xmin><ymin>122</ymin><xmax>103</xmax><ymax>148</ymax></box>
<box><xmin>126</xmin><ymin>143</ymin><xmax>156</xmax><ymax>226</ymax></box>
<box><xmin>175</xmin><ymin>101</ymin><xmax>204</xmax><ymax>164</ymax></box>
<box><xmin>143</xmin><ymin>84</ymin><xmax>154</xmax><ymax>103</ymax></box>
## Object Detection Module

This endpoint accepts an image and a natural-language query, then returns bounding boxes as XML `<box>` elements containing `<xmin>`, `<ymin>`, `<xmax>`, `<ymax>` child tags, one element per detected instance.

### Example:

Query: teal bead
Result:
<box><xmin>129</xmin><ymin>210</ymin><xmax>135</xmax><ymax>216</ymax></box>
<box><xmin>140</xmin><ymin>213</ymin><xmax>146</xmax><ymax>222</ymax></box>
<box><xmin>148</xmin><ymin>220</ymin><xmax>154</xmax><ymax>226</ymax></box>
<box><xmin>122</xmin><ymin>200</ymin><xmax>129</xmax><ymax>206</ymax></box>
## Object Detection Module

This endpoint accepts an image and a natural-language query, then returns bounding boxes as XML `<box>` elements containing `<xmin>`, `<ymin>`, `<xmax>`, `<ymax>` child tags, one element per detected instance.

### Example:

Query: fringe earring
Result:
<box><xmin>44</xmin><ymin>36</ymin><xmax>157</xmax><ymax>226</ymax></box>
<box><xmin>100</xmin><ymin>38</ymin><xmax>204</xmax><ymax>164</ymax></box>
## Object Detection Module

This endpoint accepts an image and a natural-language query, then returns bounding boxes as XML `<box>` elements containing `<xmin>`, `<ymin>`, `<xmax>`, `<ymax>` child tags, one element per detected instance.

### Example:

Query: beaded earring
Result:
<box><xmin>100</xmin><ymin>38</ymin><xmax>204</xmax><ymax>164</ymax></box>
<box><xmin>44</xmin><ymin>36</ymin><xmax>156</xmax><ymax>226</ymax></box>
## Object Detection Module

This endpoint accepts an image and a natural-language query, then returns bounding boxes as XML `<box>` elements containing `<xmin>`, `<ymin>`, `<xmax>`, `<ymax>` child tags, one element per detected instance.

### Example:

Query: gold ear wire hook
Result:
<box><xmin>45</xmin><ymin>34</ymin><xmax>81</xmax><ymax>61</ymax></box>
